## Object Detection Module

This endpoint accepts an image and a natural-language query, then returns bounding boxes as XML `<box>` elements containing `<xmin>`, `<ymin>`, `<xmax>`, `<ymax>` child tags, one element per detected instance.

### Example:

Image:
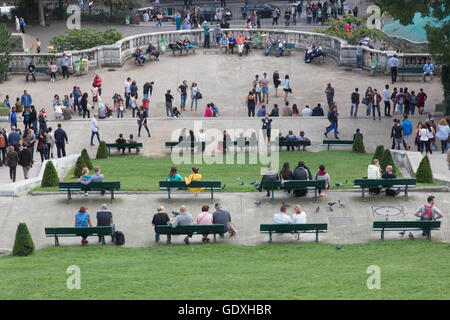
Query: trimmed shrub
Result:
<box><xmin>40</xmin><ymin>161</ymin><xmax>59</xmax><ymax>187</ymax></box>
<box><xmin>380</xmin><ymin>149</ymin><xmax>396</xmax><ymax>173</ymax></box>
<box><xmin>12</xmin><ymin>223</ymin><xmax>35</xmax><ymax>256</ymax></box>
<box><xmin>372</xmin><ymin>145</ymin><xmax>385</xmax><ymax>163</ymax></box>
<box><xmin>415</xmin><ymin>155</ymin><xmax>433</xmax><ymax>183</ymax></box>
<box><xmin>73</xmin><ymin>156</ymin><xmax>86</xmax><ymax>178</ymax></box>
<box><xmin>352</xmin><ymin>135</ymin><xmax>365</xmax><ymax>153</ymax></box>
<box><xmin>96</xmin><ymin>141</ymin><xmax>108</xmax><ymax>159</ymax></box>
<box><xmin>81</xmin><ymin>149</ymin><xmax>93</xmax><ymax>170</ymax></box>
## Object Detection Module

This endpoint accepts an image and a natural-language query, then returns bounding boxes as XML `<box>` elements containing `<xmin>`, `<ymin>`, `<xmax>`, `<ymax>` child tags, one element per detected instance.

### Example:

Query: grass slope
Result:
<box><xmin>34</xmin><ymin>151</ymin><xmax>375</xmax><ymax>192</ymax></box>
<box><xmin>0</xmin><ymin>242</ymin><xmax>448</xmax><ymax>300</ymax></box>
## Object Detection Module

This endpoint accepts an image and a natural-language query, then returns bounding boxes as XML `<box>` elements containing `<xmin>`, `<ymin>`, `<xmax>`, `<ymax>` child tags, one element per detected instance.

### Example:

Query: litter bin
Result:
<box><xmin>81</xmin><ymin>59</ymin><xmax>89</xmax><ymax>72</ymax></box>
<box><xmin>125</xmin><ymin>14</ymin><xmax>130</xmax><ymax>25</ymax></box>
<box><xmin>158</xmin><ymin>39</ymin><xmax>166</xmax><ymax>53</ymax></box>
<box><xmin>74</xmin><ymin>60</ymin><xmax>82</xmax><ymax>76</ymax></box>
<box><xmin>253</xmin><ymin>34</ymin><xmax>261</xmax><ymax>49</ymax></box>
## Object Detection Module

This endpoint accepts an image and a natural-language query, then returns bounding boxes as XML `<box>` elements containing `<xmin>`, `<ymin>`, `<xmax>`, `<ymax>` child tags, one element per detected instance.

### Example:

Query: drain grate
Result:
<box><xmin>372</xmin><ymin>206</ymin><xmax>404</xmax><ymax>217</ymax></box>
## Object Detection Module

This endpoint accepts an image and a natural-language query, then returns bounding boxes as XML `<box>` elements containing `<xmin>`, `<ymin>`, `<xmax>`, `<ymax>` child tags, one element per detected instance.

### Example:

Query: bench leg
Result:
<box><xmin>269</xmin><ymin>231</ymin><xmax>272</xmax><ymax>243</ymax></box>
<box><xmin>271</xmin><ymin>188</ymin><xmax>274</xmax><ymax>204</ymax></box>
<box><xmin>427</xmin><ymin>229</ymin><xmax>431</xmax><ymax>241</ymax></box>
<box><xmin>101</xmin><ymin>235</ymin><xmax>105</xmax><ymax>245</ymax></box>
<box><xmin>111</xmin><ymin>190</ymin><xmax>114</xmax><ymax>203</ymax></box>
<box><xmin>381</xmin><ymin>229</ymin><xmax>384</xmax><ymax>241</ymax></box>
<box><xmin>108</xmin><ymin>148</ymin><xmax>111</xmax><ymax>156</ymax></box>
<box><xmin>213</xmin><ymin>233</ymin><xmax>216</xmax><ymax>243</ymax></box>
<box><xmin>327</xmin><ymin>144</ymin><xmax>330</xmax><ymax>151</ymax></box>
<box><xmin>405</xmin><ymin>186</ymin><xmax>408</xmax><ymax>201</ymax></box>
<box><xmin>210</xmin><ymin>188</ymin><xmax>214</xmax><ymax>204</ymax></box>
<box><xmin>362</xmin><ymin>188</ymin><xmax>366</xmax><ymax>202</ymax></box>
<box><xmin>168</xmin><ymin>188</ymin><xmax>171</xmax><ymax>203</ymax></box>
<box><xmin>314</xmin><ymin>188</ymin><xmax>318</xmax><ymax>203</ymax></box>
<box><xmin>315</xmin><ymin>230</ymin><xmax>319</xmax><ymax>243</ymax></box>
<box><xmin>55</xmin><ymin>236</ymin><xmax>59</xmax><ymax>246</ymax></box>
<box><xmin>68</xmin><ymin>188</ymin><xmax>71</xmax><ymax>200</ymax></box>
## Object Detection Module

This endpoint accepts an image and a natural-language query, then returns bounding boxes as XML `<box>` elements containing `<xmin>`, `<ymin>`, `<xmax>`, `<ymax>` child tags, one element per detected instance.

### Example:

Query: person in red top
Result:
<box><xmin>142</xmin><ymin>94</ymin><xmax>150</xmax><ymax>118</ymax></box>
<box><xmin>93</xmin><ymin>74</ymin><xmax>103</xmax><ymax>96</ymax></box>
<box><xmin>417</xmin><ymin>88</ymin><xmax>427</xmax><ymax>115</ymax></box>
<box><xmin>236</xmin><ymin>33</ymin><xmax>245</xmax><ymax>56</ymax></box>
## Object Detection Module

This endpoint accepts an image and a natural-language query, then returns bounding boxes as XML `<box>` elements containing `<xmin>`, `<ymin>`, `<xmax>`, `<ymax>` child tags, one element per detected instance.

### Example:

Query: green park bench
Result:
<box><xmin>323</xmin><ymin>139</ymin><xmax>354</xmax><ymax>150</ymax></box>
<box><xmin>272</xmin><ymin>139</ymin><xmax>311</xmax><ymax>151</ymax></box>
<box><xmin>159</xmin><ymin>180</ymin><xmax>222</xmax><ymax>203</ymax></box>
<box><xmin>155</xmin><ymin>224</ymin><xmax>225</xmax><ymax>244</ymax></box>
<box><xmin>59</xmin><ymin>182</ymin><xmax>121</xmax><ymax>203</ymax></box>
<box><xmin>165</xmin><ymin>141</ymin><xmax>205</xmax><ymax>152</ymax></box>
<box><xmin>285</xmin><ymin>43</ymin><xmax>295</xmax><ymax>55</ymax></box>
<box><xmin>106</xmin><ymin>142</ymin><xmax>143</xmax><ymax>155</ymax></box>
<box><xmin>45</xmin><ymin>226</ymin><xmax>113</xmax><ymax>246</ymax></box>
<box><xmin>260</xmin><ymin>223</ymin><xmax>328</xmax><ymax>243</ymax></box>
<box><xmin>262</xmin><ymin>180</ymin><xmax>326</xmax><ymax>203</ymax></box>
<box><xmin>372</xmin><ymin>220</ymin><xmax>440</xmax><ymax>241</ymax></box>
<box><xmin>190</xmin><ymin>41</ymin><xmax>199</xmax><ymax>54</ymax></box>
<box><xmin>219</xmin><ymin>140</ymin><xmax>251</xmax><ymax>152</ymax></box>
<box><xmin>353</xmin><ymin>178</ymin><xmax>416</xmax><ymax>201</ymax></box>
<box><xmin>25</xmin><ymin>66</ymin><xmax>59</xmax><ymax>80</ymax></box>
<box><xmin>398</xmin><ymin>67</ymin><xmax>423</xmax><ymax>81</ymax></box>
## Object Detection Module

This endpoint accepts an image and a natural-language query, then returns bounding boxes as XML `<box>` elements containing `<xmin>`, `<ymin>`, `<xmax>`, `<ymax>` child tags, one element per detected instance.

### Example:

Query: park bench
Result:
<box><xmin>106</xmin><ymin>142</ymin><xmax>143</xmax><ymax>155</ymax></box>
<box><xmin>260</xmin><ymin>223</ymin><xmax>328</xmax><ymax>243</ymax></box>
<box><xmin>59</xmin><ymin>182</ymin><xmax>121</xmax><ymax>203</ymax></box>
<box><xmin>155</xmin><ymin>224</ymin><xmax>225</xmax><ymax>244</ymax></box>
<box><xmin>372</xmin><ymin>220</ymin><xmax>440</xmax><ymax>241</ymax></box>
<box><xmin>323</xmin><ymin>139</ymin><xmax>354</xmax><ymax>150</ymax></box>
<box><xmin>398</xmin><ymin>67</ymin><xmax>423</xmax><ymax>81</ymax></box>
<box><xmin>25</xmin><ymin>66</ymin><xmax>59</xmax><ymax>80</ymax></box>
<box><xmin>190</xmin><ymin>41</ymin><xmax>199</xmax><ymax>54</ymax></box>
<box><xmin>262</xmin><ymin>180</ymin><xmax>326</xmax><ymax>203</ymax></box>
<box><xmin>284</xmin><ymin>43</ymin><xmax>295</xmax><ymax>55</ymax></box>
<box><xmin>272</xmin><ymin>139</ymin><xmax>311</xmax><ymax>151</ymax></box>
<box><xmin>219</xmin><ymin>140</ymin><xmax>251</xmax><ymax>152</ymax></box>
<box><xmin>165</xmin><ymin>141</ymin><xmax>205</xmax><ymax>152</ymax></box>
<box><xmin>159</xmin><ymin>180</ymin><xmax>222</xmax><ymax>203</ymax></box>
<box><xmin>353</xmin><ymin>178</ymin><xmax>416</xmax><ymax>201</ymax></box>
<box><xmin>45</xmin><ymin>226</ymin><xmax>113</xmax><ymax>246</ymax></box>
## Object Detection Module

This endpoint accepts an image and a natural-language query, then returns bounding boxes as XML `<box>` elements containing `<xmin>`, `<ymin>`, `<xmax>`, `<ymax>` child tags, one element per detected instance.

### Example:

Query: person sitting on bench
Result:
<box><xmin>80</xmin><ymin>166</ymin><xmax>105</xmax><ymax>195</ymax></box>
<box><xmin>175</xmin><ymin>38</ymin><xmax>183</xmax><ymax>55</ymax></box>
<box><xmin>183</xmin><ymin>36</ymin><xmax>191</xmax><ymax>55</ymax></box>
<box><xmin>127</xmin><ymin>134</ymin><xmax>139</xmax><ymax>152</ymax></box>
<box><xmin>273</xmin><ymin>204</ymin><xmax>293</xmax><ymax>224</ymax></box>
<box><xmin>146</xmin><ymin>42</ymin><xmax>160</xmax><ymax>61</ymax></box>
<box><xmin>184</xmin><ymin>167</ymin><xmax>204</xmax><ymax>195</ymax></box>
<box><xmin>169</xmin><ymin>205</ymin><xmax>193</xmax><ymax>244</ymax></box>
<box><xmin>256</xmin><ymin>165</ymin><xmax>279</xmax><ymax>197</ymax></box>
<box><xmin>75</xmin><ymin>206</ymin><xmax>92</xmax><ymax>245</ymax></box>
<box><xmin>292</xmin><ymin>161</ymin><xmax>311</xmax><ymax>197</ymax></box>
<box><xmin>264</xmin><ymin>36</ymin><xmax>275</xmax><ymax>56</ymax></box>
<box><xmin>96</xmin><ymin>203</ymin><xmax>115</xmax><ymax>243</ymax></box>
<box><xmin>367</xmin><ymin>159</ymin><xmax>382</xmax><ymax>195</ymax></box>
<box><xmin>414</xmin><ymin>195</ymin><xmax>443</xmax><ymax>237</ymax></box>
<box><xmin>134</xmin><ymin>48</ymin><xmax>146</xmax><ymax>66</ymax></box>
<box><xmin>305</xmin><ymin>42</ymin><xmax>323</xmax><ymax>63</ymax></box>
<box><xmin>115</xmin><ymin>133</ymin><xmax>126</xmax><ymax>154</ymax></box>
<box><xmin>381</xmin><ymin>165</ymin><xmax>401</xmax><ymax>197</ymax></box>
<box><xmin>276</xmin><ymin>38</ymin><xmax>286</xmax><ymax>57</ymax></box>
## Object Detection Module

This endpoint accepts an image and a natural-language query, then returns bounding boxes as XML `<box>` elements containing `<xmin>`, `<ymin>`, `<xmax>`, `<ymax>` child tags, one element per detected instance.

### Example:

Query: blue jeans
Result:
<box><xmin>276</xmin><ymin>47</ymin><xmax>284</xmax><ymax>57</ymax></box>
<box><xmin>397</xmin><ymin>103</ymin><xmax>403</xmax><ymax>115</ymax></box>
<box><xmin>372</xmin><ymin>104</ymin><xmax>381</xmax><ymax>119</ymax></box>
<box><xmin>410</xmin><ymin>104</ymin><xmax>415</xmax><ymax>115</ymax></box>
<box><xmin>265</xmin><ymin>46</ymin><xmax>271</xmax><ymax>55</ymax></box>
<box><xmin>366</xmin><ymin>102</ymin><xmax>372</xmax><ymax>116</ymax></box>
<box><xmin>155</xmin><ymin>232</ymin><xmax>160</xmax><ymax>242</ymax></box>
<box><xmin>91</xmin><ymin>131</ymin><xmax>100</xmax><ymax>145</ymax></box>
<box><xmin>325</xmin><ymin>122</ymin><xmax>338</xmax><ymax>138</ymax></box>
<box><xmin>191</xmin><ymin>97</ymin><xmax>198</xmax><ymax>109</ymax></box>
<box><xmin>356</xmin><ymin>55</ymin><xmax>362</xmax><ymax>69</ymax></box>
<box><xmin>132</xmin><ymin>106</ymin><xmax>137</xmax><ymax>118</ymax></box>
<box><xmin>117</xmin><ymin>108</ymin><xmax>123</xmax><ymax>118</ymax></box>
<box><xmin>350</xmin><ymin>103</ymin><xmax>358</xmax><ymax>117</ymax></box>
<box><xmin>180</xmin><ymin>95</ymin><xmax>187</xmax><ymax>110</ymax></box>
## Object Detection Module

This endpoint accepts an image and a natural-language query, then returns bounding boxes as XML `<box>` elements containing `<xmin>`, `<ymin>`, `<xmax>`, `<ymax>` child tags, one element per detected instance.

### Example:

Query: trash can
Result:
<box><xmin>253</xmin><ymin>34</ymin><xmax>261</xmax><ymax>49</ymax></box>
<box><xmin>74</xmin><ymin>60</ymin><xmax>82</xmax><ymax>76</ymax></box>
<box><xmin>125</xmin><ymin>14</ymin><xmax>130</xmax><ymax>25</ymax></box>
<box><xmin>81</xmin><ymin>59</ymin><xmax>89</xmax><ymax>72</ymax></box>
<box><xmin>158</xmin><ymin>39</ymin><xmax>166</xmax><ymax>53</ymax></box>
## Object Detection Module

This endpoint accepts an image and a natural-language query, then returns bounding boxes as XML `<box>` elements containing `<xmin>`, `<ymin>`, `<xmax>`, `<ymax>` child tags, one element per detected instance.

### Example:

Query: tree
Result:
<box><xmin>49</xmin><ymin>28</ymin><xmax>123</xmax><ymax>52</ymax></box>
<box><xmin>101</xmin><ymin>0</ymin><xmax>143</xmax><ymax>17</ymax></box>
<box><xmin>372</xmin><ymin>145</ymin><xmax>385</xmax><ymax>162</ymax></box>
<box><xmin>96</xmin><ymin>141</ymin><xmax>108</xmax><ymax>159</ymax></box>
<box><xmin>0</xmin><ymin>24</ymin><xmax>19</xmax><ymax>83</ymax></box>
<box><xmin>41</xmin><ymin>161</ymin><xmax>59</xmax><ymax>187</ymax></box>
<box><xmin>415</xmin><ymin>155</ymin><xmax>434</xmax><ymax>183</ymax></box>
<box><xmin>73</xmin><ymin>156</ymin><xmax>86</xmax><ymax>178</ymax></box>
<box><xmin>375</xmin><ymin>0</ymin><xmax>450</xmax><ymax>113</ymax></box>
<box><xmin>80</xmin><ymin>149</ymin><xmax>93</xmax><ymax>170</ymax></box>
<box><xmin>12</xmin><ymin>223</ymin><xmax>35</xmax><ymax>256</ymax></box>
<box><xmin>380</xmin><ymin>149</ymin><xmax>396</xmax><ymax>173</ymax></box>
<box><xmin>352</xmin><ymin>135</ymin><xmax>366</xmax><ymax>153</ymax></box>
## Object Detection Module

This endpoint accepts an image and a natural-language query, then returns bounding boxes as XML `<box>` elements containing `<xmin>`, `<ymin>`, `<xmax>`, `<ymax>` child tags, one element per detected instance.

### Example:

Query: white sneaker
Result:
<box><xmin>84</xmin><ymin>192</ymin><xmax>88</xmax><ymax>196</ymax></box>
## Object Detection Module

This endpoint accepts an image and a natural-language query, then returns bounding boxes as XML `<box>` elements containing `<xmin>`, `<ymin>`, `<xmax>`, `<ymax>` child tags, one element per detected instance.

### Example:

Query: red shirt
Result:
<box><xmin>142</xmin><ymin>98</ymin><xmax>150</xmax><ymax>110</ymax></box>
<box><xmin>93</xmin><ymin>76</ymin><xmax>102</xmax><ymax>88</ymax></box>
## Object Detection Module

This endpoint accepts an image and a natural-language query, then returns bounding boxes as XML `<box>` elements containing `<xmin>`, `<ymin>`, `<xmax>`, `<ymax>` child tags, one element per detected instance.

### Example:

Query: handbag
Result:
<box><xmin>195</xmin><ymin>92</ymin><xmax>202</xmax><ymax>99</ymax></box>
<box><xmin>362</xmin><ymin>97</ymin><xmax>369</xmax><ymax>105</ymax></box>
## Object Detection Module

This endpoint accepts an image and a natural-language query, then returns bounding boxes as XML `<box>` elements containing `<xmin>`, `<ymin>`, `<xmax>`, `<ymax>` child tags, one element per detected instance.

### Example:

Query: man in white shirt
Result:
<box><xmin>301</xmin><ymin>105</ymin><xmax>312</xmax><ymax>117</ymax></box>
<box><xmin>422</xmin><ymin>61</ymin><xmax>434</xmax><ymax>83</ymax></box>
<box><xmin>273</xmin><ymin>204</ymin><xmax>293</xmax><ymax>224</ymax></box>
<box><xmin>388</xmin><ymin>54</ymin><xmax>399</xmax><ymax>84</ymax></box>
<box><xmin>197</xmin><ymin>128</ymin><xmax>206</xmax><ymax>152</ymax></box>
<box><xmin>382</xmin><ymin>84</ymin><xmax>391</xmax><ymax>117</ymax></box>
<box><xmin>124</xmin><ymin>77</ymin><xmax>132</xmax><ymax>108</ymax></box>
<box><xmin>90</xmin><ymin>114</ymin><xmax>100</xmax><ymax>146</ymax></box>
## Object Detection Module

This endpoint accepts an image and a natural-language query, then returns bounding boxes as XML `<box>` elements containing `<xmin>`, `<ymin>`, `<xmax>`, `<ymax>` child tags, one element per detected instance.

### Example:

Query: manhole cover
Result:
<box><xmin>372</xmin><ymin>206</ymin><xmax>404</xmax><ymax>217</ymax></box>
<box><xmin>328</xmin><ymin>217</ymin><xmax>355</xmax><ymax>226</ymax></box>
<box><xmin>107</xmin><ymin>68</ymin><xmax>116</xmax><ymax>72</ymax></box>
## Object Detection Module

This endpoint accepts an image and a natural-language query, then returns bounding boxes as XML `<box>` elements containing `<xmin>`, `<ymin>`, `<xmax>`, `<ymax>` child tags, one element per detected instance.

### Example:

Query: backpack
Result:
<box><xmin>114</xmin><ymin>231</ymin><xmax>125</xmax><ymax>245</ymax></box>
<box><xmin>0</xmin><ymin>135</ymin><xmax>4</xmax><ymax>148</ymax></box>
<box><xmin>421</xmin><ymin>205</ymin><xmax>433</xmax><ymax>221</ymax></box>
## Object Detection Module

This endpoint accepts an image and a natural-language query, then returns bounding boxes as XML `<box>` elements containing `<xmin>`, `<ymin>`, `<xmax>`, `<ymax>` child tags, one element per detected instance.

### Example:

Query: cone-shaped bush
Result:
<box><xmin>380</xmin><ymin>149</ymin><xmax>396</xmax><ymax>173</ymax></box>
<box><xmin>41</xmin><ymin>161</ymin><xmax>59</xmax><ymax>187</ymax></box>
<box><xmin>415</xmin><ymin>155</ymin><xmax>433</xmax><ymax>183</ymax></box>
<box><xmin>372</xmin><ymin>145</ymin><xmax>385</xmax><ymax>162</ymax></box>
<box><xmin>80</xmin><ymin>149</ymin><xmax>93</xmax><ymax>170</ymax></box>
<box><xmin>73</xmin><ymin>156</ymin><xmax>86</xmax><ymax>178</ymax></box>
<box><xmin>12</xmin><ymin>223</ymin><xmax>35</xmax><ymax>256</ymax></box>
<box><xmin>96</xmin><ymin>141</ymin><xmax>108</xmax><ymax>159</ymax></box>
<box><xmin>352</xmin><ymin>135</ymin><xmax>365</xmax><ymax>153</ymax></box>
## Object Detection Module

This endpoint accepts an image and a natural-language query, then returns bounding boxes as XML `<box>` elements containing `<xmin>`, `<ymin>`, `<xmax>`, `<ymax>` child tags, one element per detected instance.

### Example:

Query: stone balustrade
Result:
<box><xmin>9</xmin><ymin>29</ymin><xmax>440</xmax><ymax>74</ymax></box>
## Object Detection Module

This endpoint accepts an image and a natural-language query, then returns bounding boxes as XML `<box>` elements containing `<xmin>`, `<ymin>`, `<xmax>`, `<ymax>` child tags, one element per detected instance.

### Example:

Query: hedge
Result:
<box><xmin>352</xmin><ymin>135</ymin><xmax>365</xmax><ymax>153</ymax></box>
<box><xmin>96</xmin><ymin>141</ymin><xmax>108</xmax><ymax>159</ymax></box>
<box><xmin>372</xmin><ymin>145</ymin><xmax>385</xmax><ymax>163</ymax></box>
<box><xmin>415</xmin><ymin>155</ymin><xmax>433</xmax><ymax>183</ymax></box>
<box><xmin>81</xmin><ymin>149</ymin><xmax>93</xmax><ymax>170</ymax></box>
<box><xmin>380</xmin><ymin>149</ymin><xmax>396</xmax><ymax>173</ymax></box>
<box><xmin>41</xmin><ymin>161</ymin><xmax>59</xmax><ymax>187</ymax></box>
<box><xmin>12</xmin><ymin>223</ymin><xmax>35</xmax><ymax>256</ymax></box>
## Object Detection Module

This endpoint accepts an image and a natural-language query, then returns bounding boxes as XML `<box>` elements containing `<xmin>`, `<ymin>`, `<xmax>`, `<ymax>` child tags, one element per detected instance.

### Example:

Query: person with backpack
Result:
<box><xmin>324</xmin><ymin>106</ymin><xmax>339</xmax><ymax>139</ymax></box>
<box><xmin>414</xmin><ymin>196</ymin><xmax>443</xmax><ymax>237</ymax></box>
<box><xmin>0</xmin><ymin>128</ymin><xmax>8</xmax><ymax>167</ymax></box>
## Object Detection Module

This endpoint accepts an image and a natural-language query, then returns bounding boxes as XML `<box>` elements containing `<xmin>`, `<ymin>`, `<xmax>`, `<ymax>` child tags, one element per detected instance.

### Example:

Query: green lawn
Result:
<box><xmin>33</xmin><ymin>151</ymin><xmax>376</xmax><ymax>192</ymax></box>
<box><xmin>0</xmin><ymin>242</ymin><xmax>448</xmax><ymax>299</ymax></box>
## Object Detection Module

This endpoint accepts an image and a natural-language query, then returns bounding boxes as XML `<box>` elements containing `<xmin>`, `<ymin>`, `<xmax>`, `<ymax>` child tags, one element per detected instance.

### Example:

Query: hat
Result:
<box><xmin>157</xmin><ymin>205</ymin><xmax>165</xmax><ymax>211</ymax></box>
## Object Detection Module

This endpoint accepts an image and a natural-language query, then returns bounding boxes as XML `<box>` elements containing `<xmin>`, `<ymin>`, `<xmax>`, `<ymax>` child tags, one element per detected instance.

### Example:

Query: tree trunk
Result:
<box><xmin>38</xmin><ymin>0</ymin><xmax>46</xmax><ymax>27</ymax></box>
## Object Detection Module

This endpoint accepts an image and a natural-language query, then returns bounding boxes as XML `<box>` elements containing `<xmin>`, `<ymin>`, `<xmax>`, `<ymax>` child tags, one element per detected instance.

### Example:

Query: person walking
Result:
<box><xmin>436</xmin><ymin>119</ymin><xmax>450</xmax><ymax>153</ymax></box>
<box><xmin>90</xmin><ymin>114</ymin><xmax>100</xmax><ymax>146</ymax></box>
<box><xmin>324</xmin><ymin>106</ymin><xmax>339</xmax><ymax>139</ymax></box>
<box><xmin>325</xmin><ymin>83</ymin><xmax>334</xmax><ymax>109</ymax></box>
<box><xmin>36</xmin><ymin>130</ymin><xmax>48</xmax><ymax>163</ymax></box>
<box><xmin>245</xmin><ymin>91</ymin><xmax>256</xmax><ymax>117</ymax></box>
<box><xmin>350</xmin><ymin>88</ymin><xmax>359</xmax><ymax>117</ymax></box>
<box><xmin>273</xmin><ymin>70</ymin><xmax>281</xmax><ymax>97</ymax></box>
<box><xmin>18</xmin><ymin>146</ymin><xmax>32</xmax><ymax>179</ymax></box>
<box><xmin>6</xmin><ymin>146</ymin><xmax>18</xmax><ymax>182</ymax></box>
<box><xmin>388</xmin><ymin>54</ymin><xmax>399</xmax><ymax>84</ymax></box>
<box><xmin>165</xmin><ymin>89</ymin><xmax>174</xmax><ymax>118</ymax></box>
<box><xmin>54</xmin><ymin>123</ymin><xmax>68</xmax><ymax>158</ymax></box>
<box><xmin>283</xmin><ymin>75</ymin><xmax>292</xmax><ymax>101</ymax></box>
<box><xmin>137</xmin><ymin>107</ymin><xmax>151</xmax><ymax>138</ymax></box>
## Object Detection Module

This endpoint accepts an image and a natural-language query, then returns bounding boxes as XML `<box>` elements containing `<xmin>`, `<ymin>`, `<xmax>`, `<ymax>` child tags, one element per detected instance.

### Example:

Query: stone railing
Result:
<box><xmin>8</xmin><ymin>29</ymin><xmax>440</xmax><ymax>74</ymax></box>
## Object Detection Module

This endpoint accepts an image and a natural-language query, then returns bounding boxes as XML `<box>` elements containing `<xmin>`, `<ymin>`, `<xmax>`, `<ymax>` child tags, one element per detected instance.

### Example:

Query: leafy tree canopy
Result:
<box><xmin>49</xmin><ymin>28</ymin><xmax>123</xmax><ymax>52</ymax></box>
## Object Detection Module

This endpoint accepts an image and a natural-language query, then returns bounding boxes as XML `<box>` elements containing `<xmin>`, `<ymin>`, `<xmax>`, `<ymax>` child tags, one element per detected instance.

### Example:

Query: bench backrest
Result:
<box><xmin>45</xmin><ymin>226</ymin><xmax>113</xmax><ymax>236</ymax></box>
<box><xmin>59</xmin><ymin>182</ymin><xmax>121</xmax><ymax>189</ymax></box>
<box><xmin>260</xmin><ymin>223</ymin><xmax>328</xmax><ymax>232</ymax></box>
<box><xmin>283</xmin><ymin>179</ymin><xmax>326</xmax><ymax>189</ymax></box>
<box><xmin>373</xmin><ymin>221</ymin><xmax>440</xmax><ymax>229</ymax></box>
<box><xmin>285</xmin><ymin>43</ymin><xmax>295</xmax><ymax>49</ymax></box>
<box><xmin>354</xmin><ymin>178</ymin><xmax>416</xmax><ymax>187</ymax></box>
<box><xmin>165</xmin><ymin>141</ymin><xmax>205</xmax><ymax>148</ymax></box>
<box><xmin>220</xmin><ymin>140</ymin><xmax>250</xmax><ymax>147</ymax></box>
<box><xmin>156</xmin><ymin>224</ymin><xmax>225</xmax><ymax>234</ymax></box>
<box><xmin>323</xmin><ymin>139</ymin><xmax>354</xmax><ymax>145</ymax></box>
<box><xmin>398</xmin><ymin>67</ymin><xmax>422</xmax><ymax>73</ymax></box>
<box><xmin>106</xmin><ymin>143</ymin><xmax>143</xmax><ymax>148</ymax></box>
<box><xmin>277</xmin><ymin>140</ymin><xmax>311</xmax><ymax>147</ymax></box>
<box><xmin>159</xmin><ymin>180</ymin><xmax>221</xmax><ymax>188</ymax></box>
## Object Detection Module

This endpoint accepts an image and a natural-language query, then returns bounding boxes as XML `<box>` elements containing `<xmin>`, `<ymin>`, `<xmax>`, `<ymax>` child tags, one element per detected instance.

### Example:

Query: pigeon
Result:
<box><xmin>315</xmin><ymin>206</ymin><xmax>320</xmax><ymax>213</ymax></box>
<box><xmin>221</xmin><ymin>184</ymin><xmax>226</xmax><ymax>190</ymax></box>
<box><xmin>335</xmin><ymin>183</ymin><xmax>341</xmax><ymax>187</ymax></box>
<box><xmin>338</xmin><ymin>200</ymin><xmax>345</xmax><ymax>207</ymax></box>
<box><xmin>250</xmin><ymin>181</ymin><xmax>257</xmax><ymax>185</ymax></box>
<box><xmin>328</xmin><ymin>202</ymin><xmax>337</xmax><ymax>211</ymax></box>
<box><xmin>399</xmin><ymin>231</ymin><xmax>405</xmax><ymax>237</ymax></box>
<box><xmin>336</xmin><ymin>245</ymin><xmax>342</xmax><ymax>251</ymax></box>
<box><xmin>342</xmin><ymin>180</ymin><xmax>348</xmax><ymax>185</ymax></box>
<box><xmin>408</xmin><ymin>232</ymin><xmax>414</xmax><ymax>240</ymax></box>
<box><xmin>240</xmin><ymin>181</ymin><xmax>244</xmax><ymax>186</ymax></box>
<box><xmin>254</xmin><ymin>201</ymin><xmax>262</xmax><ymax>207</ymax></box>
